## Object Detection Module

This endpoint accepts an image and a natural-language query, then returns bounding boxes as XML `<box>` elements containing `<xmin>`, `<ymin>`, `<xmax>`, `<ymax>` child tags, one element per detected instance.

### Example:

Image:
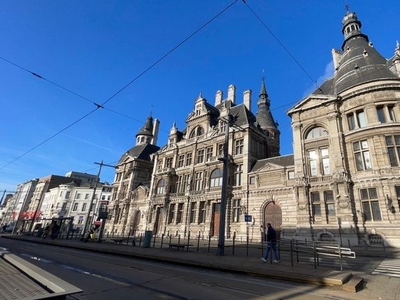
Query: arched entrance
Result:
<box><xmin>263</xmin><ymin>201</ymin><xmax>282</xmax><ymax>239</ymax></box>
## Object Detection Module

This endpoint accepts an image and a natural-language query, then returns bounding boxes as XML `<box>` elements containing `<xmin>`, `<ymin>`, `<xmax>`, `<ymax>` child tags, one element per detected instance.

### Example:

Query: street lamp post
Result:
<box><xmin>82</xmin><ymin>160</ymin><xmax>114</xmax><ymax>236</ymax></box>
<box><xmin>216</xmin><ymin>115</ymin><xmax>232</xmax><ymax>256</ymax></box>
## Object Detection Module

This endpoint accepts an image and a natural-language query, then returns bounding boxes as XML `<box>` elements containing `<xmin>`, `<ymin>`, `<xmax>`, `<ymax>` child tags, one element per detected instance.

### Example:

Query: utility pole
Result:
<box><xmin>216</xmin><ymin>114</ymin><xmax>233</xmax><ymax>256</ymax></box>
<box><xmin>82</xmin><ymin>160</ymin><xmax>114</xmax><ymax>236</ymax></box>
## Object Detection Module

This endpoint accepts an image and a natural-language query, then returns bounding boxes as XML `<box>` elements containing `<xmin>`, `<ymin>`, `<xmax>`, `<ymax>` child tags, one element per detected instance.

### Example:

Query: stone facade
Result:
<box><xmin>105</xmin><ymin>10</ymin><xmax>400</xmax><ymax>248</ymax></box>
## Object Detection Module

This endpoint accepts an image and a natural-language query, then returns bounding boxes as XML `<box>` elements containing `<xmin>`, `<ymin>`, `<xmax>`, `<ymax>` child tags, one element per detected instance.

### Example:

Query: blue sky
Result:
<box><xmin>1</xmin><ymin>0</ymin><xmax>400</xmax><ymax>193</ymax></box>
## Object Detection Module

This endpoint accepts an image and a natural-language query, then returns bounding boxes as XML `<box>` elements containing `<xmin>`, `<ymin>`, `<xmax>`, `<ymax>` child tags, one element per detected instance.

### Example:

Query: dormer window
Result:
<box><xmin>189</xmin><ymin>126</ymin><xmax>204</xmax><ymax>138</ymax></box>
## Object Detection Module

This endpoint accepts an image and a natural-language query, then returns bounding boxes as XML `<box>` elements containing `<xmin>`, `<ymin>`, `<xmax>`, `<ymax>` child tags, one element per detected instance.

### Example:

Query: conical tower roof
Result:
<box><xmin>136</xmin><ymin>116</ymin><xmax>154</xmax><ymax>138</ymax></box>
<box><xmin>256</xmin><ymin>79</ymin><xmax>278</xmax><ymax>130</ymax></box>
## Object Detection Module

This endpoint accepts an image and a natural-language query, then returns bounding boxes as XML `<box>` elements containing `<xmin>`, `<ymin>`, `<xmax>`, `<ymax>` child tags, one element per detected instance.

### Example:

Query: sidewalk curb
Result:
<box><xmin>1</xmin><ymin>235</ymin><xmax>354</xmax><ymax>288</ymax></box>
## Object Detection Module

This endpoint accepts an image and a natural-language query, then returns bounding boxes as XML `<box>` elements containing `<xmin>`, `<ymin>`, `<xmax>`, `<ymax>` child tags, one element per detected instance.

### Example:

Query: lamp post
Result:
<box><xmin>216</xmin><ymin>114</ymin><xmax>232</xmax><ymax>256</ymax></box>
<box><xmin>82</xmin><ymin>160</ymin><xmax>114</xmax><ymax>236</ymax></box>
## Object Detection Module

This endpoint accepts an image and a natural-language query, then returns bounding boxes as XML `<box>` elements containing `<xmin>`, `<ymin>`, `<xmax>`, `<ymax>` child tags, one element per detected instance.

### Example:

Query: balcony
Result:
<box><xmin>156</xmin><ymin>167</ymin><xmax>175</xmax><ymax>175</ymax></box>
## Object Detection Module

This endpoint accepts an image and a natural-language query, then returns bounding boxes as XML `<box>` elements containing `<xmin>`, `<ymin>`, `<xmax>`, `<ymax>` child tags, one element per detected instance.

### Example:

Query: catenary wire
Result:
<box><xmin>242</xmin><ymin>1</ymin><xmax>324</xmax><ymax>94</ymax></box>
<box><xmin>0</xmin><ymin>0</ymin><xmax>239</xmax><ymax>172</ymax></box>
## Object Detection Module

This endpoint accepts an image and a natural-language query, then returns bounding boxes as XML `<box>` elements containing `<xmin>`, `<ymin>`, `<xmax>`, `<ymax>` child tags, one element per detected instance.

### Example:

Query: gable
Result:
<box><xmin>288</xmin><ymin>94</ymin><xmax>337</xmax><ymax>115</ymax></box>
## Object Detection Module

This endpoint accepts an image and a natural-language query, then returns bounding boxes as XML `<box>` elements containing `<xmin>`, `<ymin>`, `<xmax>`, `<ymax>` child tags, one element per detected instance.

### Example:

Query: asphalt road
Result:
<box><xmin>0</xmin><ymin>238</ymin><xmax>360</xmax><ymax>300</ymax></box>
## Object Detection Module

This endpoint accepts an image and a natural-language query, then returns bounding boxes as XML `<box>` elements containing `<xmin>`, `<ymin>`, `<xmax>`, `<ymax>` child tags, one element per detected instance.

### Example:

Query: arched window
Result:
<box><xmin>156</xmin><ymin>179</ymin><xmax>165</xmax><ymax>194</ymax></box>
<box><xmin>210</xmin><ymin>169</ymin><xmax>223</xmax><ymax>187</ymax></box>
<box><xmin>189</xmin><ymin>126</ymin><xmax>204</xmax><ymax>138</ymax></box>
<box><xmin>306</xmin><ymin>127</ymin><xmax>328</xmax><ymax>140</ymax></box>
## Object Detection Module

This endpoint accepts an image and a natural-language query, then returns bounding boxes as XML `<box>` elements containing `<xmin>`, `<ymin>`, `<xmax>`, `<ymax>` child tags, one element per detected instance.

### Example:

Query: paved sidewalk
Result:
<box><xmin>2</xmin><ymin>234</ymin><xmax>400</xmax><ymax>299</ymax></box>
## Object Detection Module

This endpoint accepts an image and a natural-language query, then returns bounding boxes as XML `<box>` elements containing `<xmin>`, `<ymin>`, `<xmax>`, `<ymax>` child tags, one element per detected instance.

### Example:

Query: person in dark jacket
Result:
<box><xmin>261</xmin><ymin>223</ymin><xmax>279</xmax><ymax>263</ymax></box>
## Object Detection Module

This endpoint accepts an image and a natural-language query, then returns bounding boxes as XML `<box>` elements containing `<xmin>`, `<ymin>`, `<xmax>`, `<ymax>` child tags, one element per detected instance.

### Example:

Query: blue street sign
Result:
<box><xmin>244</xmin><ymin>214</ymin><xmax>252</xmax><ymax>222</ymax></box>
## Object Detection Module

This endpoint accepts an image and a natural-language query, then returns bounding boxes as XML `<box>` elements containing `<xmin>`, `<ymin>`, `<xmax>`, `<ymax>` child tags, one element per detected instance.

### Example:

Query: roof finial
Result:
<box><xmin>262</xmin><ymin>69</ymin><xmax>265</xmax><ymax>82</ymax></box>
<box><xmin>344</xmin><ymin>0</ymin><xmax>350</xmax><ymax>12</ymax></box>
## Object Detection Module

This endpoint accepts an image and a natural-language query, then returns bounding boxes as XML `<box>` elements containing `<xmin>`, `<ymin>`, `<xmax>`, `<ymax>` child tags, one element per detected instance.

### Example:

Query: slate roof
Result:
<box><xmin>118</xmin><ymin>143</ymin><xmax>160</xmax><ymax>163</ymax></box>
<box><xmin>250</xmin><ymin>154</ymin><xmax>294</xmax><ymax>172</ymax></box>
<box><xmin>311</xmin><ymin>11</ymin><xmax>399</xmax><ymax>96</ymax></box>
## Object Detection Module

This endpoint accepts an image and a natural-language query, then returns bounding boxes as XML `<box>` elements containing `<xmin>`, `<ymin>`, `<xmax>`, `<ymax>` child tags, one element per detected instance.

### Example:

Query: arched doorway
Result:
<box><xmin>263</xmin><ymin>201</ymin><xmax>282</xmax><ymax>239</ymax></box>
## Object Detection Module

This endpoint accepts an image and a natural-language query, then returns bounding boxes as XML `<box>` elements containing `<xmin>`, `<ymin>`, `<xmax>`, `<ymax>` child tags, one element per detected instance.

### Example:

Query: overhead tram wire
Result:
<box><xmin>0</xmin><ymin>108</ymin><xmax>99</xmax><ymax>170</ymax></box>
<box><xmin>242</xmin><ymin>1</ymin><xmax>325</xmax><ymax>94</ymax></box>
<box><xmin>0</xmin><ymin>0</ymin><xmax>240</xmax><ymax>171</ymax></box>
<box><xmin>0</xmin><ymin>57</ymin><xmax>96</xmax><ymax>106</ymax></box>
<box><xmin>99</xmin><ymin>0</ymin><xmax>239</xmax><ymax>107</ymax></box>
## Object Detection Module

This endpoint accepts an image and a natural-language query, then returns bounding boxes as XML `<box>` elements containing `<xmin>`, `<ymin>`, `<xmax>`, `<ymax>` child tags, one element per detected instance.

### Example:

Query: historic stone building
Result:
<box><xmin>106</xmin><ymin>10</ymin><xmax>400</xmax><ymax>247</ymax></box>
<box><xmin>105</xmin><ymin>116</ymin><xmax>160</xmax><ymax>235</ymax></box>
<box><xmin>147</xmin><ymin>83</ymin><xmax>279</xmax><ymax>240</ymax></box>
<box><xmin>285</xmin><ymin>10</ymin><xmax>400</xmax><ymax>246</ymax></box>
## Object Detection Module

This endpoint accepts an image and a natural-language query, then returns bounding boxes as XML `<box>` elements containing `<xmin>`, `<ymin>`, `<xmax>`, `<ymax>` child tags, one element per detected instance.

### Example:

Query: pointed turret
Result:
<box><xmin>256</xmin><ymin>79</ymin><xmax>278</xmax><ymax>131</ymax></box>
<box><xmin>136</xmin><ymin>115</ymin><xmax>154</xmax><ymax>145</ymax></box>
<box><xmin>256</xmin><ymin>78</ymin><xmax>280</xmax><ymax>157</ymax></box>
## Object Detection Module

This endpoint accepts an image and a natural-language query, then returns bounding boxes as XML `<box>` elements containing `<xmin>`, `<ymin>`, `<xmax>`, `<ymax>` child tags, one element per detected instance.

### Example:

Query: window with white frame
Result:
<box><xmin>234</xmin><ymin>164</ymin><xmax>243</xmax><ymax>186</ymax></box>
<box><xmin>347</xmin><ymin>110</ymin><xmax>366</xmax><ymax>130</ymax></box>
<box><xmin>75</xmin><ymin>193</ymin><xmax>81</xmax><ymax>199</ymax></box>
<box><xmin>353</xmin><ymin>140</ymin><xmax>372</xmax><ymax>171</ymax></box>
<box><xmin>377</xmin><ymin>105</ymin><xmax>395</xmax><ymax>123</ymax></box>
<box><xmin>186</xmin><ymin>153</ymin><xmax>192</xmax><ymax>166</ymax></box>
<box><xmin>197</xmin><ymin>149</ymin><xmax>204</xmax><ymax>164</ymax></box>
<box><xmin>176</xmin><ymin>175</ymin><xmax>184</xmax><ymax>193</ymax></box>
<box><xmin>308</xmin><ymin>148</ymin><xmax>330</xmax><ymax>176</ymax></box>
<box><xmin>324</xmin><ymin>190</ymin><xmax>335</xmax><ymax>218</ymax></box>
<box><xmin>190</xmin><ymin>202</ymin><xmax>196</xmax><ymax>223</ymax></box>
<box><xmin>311</xmin><ymin>192</ymin><xmax>321</xmax><ymax>219</ymax></box>
<box><xmin>72</xmin><ymin>203</ymin><xmax>78</xmax><ymax>211</ymax></box>
<box><xmin>210</xmin><ymin>169</ymin><xmax>223</xmax><ymax>187</ymax></box>
<box><xmin>206</xmin><ymin>147</ymin><xmax>213</xmax><ymax>162</ymax></box>
<box><xmin>217</xmin><ymin>144</ymin><xmax>224</xmax><ymax>156</ymax></box>
<box><xmin>360</xmin><ymin>188</ymin><xmax>381</xmax><ymax>221</ymax></box>
<box><xmin>177</xmin><ymin>155</ymin><xmax>185</xmax><ymax>168</ymax></box>
<box><xmin>165</xmin><ymin>157</ymin><xmax>173</xmax><ymax>168</ymax></box>
<box><xmin>195</xmin><ymin>172</ymin><xmax>203</xmax><ymax>191</ymax></box>
<box><xmin>156</xmin><ymin>179</ymin><xmax>165</xmax><ymax>194</ymax></box>
<box><xmin>235</xmin><ymin>139</ymin><xmax>244</xmax><ymax>155</ymax></box>
<box><xmin>385</xmin><ymin>135</ymin><xmax>400</xmax><ymax>167</ymax></box>
<box><xmin>232</xmin><ymin>199</ymin><xmax>241</xmax><ymax>223</ymax></box>
<box><xmin>82</xmin><ymin>203</ymin><xmax>87</xmax><ymax>212</ymax></box>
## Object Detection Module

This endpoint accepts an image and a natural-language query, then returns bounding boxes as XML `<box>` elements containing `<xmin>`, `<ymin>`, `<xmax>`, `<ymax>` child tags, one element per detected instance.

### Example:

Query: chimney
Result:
<box><xmin>152</xmin><ymin>118</ymin><xmax>160</xmax><ymax>145</ymax></box>
<box><xmin>227</xmin><ymin>84</ymin><xmax>236</xmax><ymax>103</ymax></box>
<box><xmin>215</xmin><ymin>90</ymin><xmax>223</xmax><ymax>106</ymax></box>
<box><xmin>243</xmin><ymin>89</ymin><xmax>252</xmax><ymax>110</ymax></box>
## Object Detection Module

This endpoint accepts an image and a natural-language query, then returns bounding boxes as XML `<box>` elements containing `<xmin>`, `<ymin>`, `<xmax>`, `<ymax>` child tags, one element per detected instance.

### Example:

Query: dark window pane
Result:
<box><xmin>362</xmin><ymin>202</ymin><xmax>372</xmax><ymax>221</ymax></box>
<box><xmin>371</xmin><ymin>201</ymin><xmax>382</xmax><ymax>221</ymax></box>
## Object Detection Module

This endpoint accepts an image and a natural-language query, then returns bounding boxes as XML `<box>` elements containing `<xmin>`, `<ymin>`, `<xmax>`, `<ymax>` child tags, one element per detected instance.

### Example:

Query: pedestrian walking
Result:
<box><xmin>261</xmin><ymin>223</ymin><xmax>279</xmax><ymax>263</ymax></box>
<box><xmin>42</xmin><ymin>225</ymin><xmax>50</xmax><ymax>239</ymax></box>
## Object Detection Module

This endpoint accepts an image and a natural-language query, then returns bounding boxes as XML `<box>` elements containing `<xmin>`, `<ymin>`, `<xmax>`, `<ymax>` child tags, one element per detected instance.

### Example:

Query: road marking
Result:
<box><xmin>372</xmin><ymin>258</ymin><xmax>400</xmax><ymax>278</ymax></box>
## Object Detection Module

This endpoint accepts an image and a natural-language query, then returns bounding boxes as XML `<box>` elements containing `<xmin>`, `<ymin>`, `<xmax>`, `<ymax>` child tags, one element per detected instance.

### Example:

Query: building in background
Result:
<box><xmin>2</xmin><ymin>179</ymin><xmax>38</xmax><ymax>232</ymax></box>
